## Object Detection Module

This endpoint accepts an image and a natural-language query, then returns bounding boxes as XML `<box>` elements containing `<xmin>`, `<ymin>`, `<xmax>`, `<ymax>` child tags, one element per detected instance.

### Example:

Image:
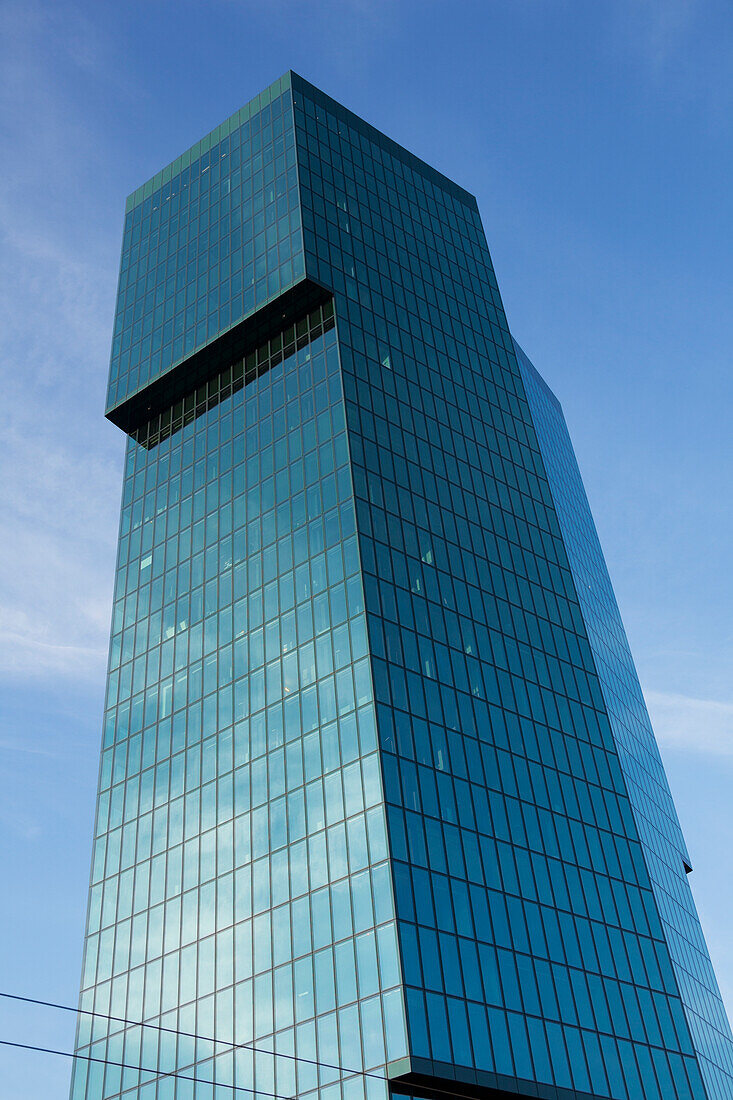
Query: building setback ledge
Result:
<box><xmin>105</xmin><ymin>276</ymin><xmax>333</xmax><ymax>436</ymax></box>
<box><xmin>388</xmin><ymin>1060</ymin><xmax>609</xmax><ymax>1100</ymax></box>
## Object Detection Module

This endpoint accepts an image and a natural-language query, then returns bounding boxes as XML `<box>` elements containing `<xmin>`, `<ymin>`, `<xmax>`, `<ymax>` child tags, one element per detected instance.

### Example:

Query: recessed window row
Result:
<box><xmin>131</xmin><ymin>301</ymin><xmax>335</xmax><ymax>450</ymax></box>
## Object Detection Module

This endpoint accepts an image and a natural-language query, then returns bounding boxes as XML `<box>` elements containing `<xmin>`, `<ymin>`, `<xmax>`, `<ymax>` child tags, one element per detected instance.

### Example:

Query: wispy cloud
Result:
<box><xmin>646</xmin><ymin>690</ymin><xmax>733</xmax><ymax>756</ymax></box>
<box><xmin>0</xmin><ymin>0</ymin><xmax>126</xmax><ymax>684</ymax></box>
<box><xmin>611</xmin><ymin>0</ymin><xmax>733</xmax><ymax>130</ymax></box>
<box><xmin>0</xmin><ymin>224</ymin><xmax>120</xmax><ymax>679</ymax></box>
<box><xmin>0</xmin><ymin>736</ymin><xmax>59</xmax><ymax>758</ymax></box>
<box><xmin>631</xmin><ymin>0</ymin><xmax>700</xmax><ymax>73</ymax></box>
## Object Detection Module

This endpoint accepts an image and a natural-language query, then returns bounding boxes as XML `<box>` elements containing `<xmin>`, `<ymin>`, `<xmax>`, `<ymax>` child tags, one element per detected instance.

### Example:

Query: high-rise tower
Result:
<box><xmin>71</xmin><ymin>73</ymin><xmax>733</xmax><ymax>1100</ymax></box>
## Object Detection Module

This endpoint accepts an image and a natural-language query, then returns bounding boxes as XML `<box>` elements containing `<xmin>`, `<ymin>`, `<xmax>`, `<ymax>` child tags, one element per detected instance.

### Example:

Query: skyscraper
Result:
<box><xmin>71</xmin><ymin>72</ymin><xmax>733</xmax><ymax>1100</ymax></box>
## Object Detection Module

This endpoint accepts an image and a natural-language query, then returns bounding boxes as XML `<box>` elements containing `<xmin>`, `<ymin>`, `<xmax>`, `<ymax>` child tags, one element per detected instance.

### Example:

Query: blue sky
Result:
<box><xmin>1</xmin><ymin>1</ymin><xmax>731</xmax><ymax>1095</ymax></box>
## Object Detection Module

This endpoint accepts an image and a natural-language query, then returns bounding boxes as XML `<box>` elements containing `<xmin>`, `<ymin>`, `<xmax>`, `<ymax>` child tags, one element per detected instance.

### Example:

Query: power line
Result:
<box><xmin>0</xmin><ymin>990</ymin><xmax>388</xmax><ymax>1084</ymax></box>
<box><xmin>0</xmin><ymin>1037</ymin><xmax>294</xmax><ymax>1099</ymax></box>
<box><xmin>1</xmin><ymin>991</ymin><xmax>470</xmax><ymax>1100</ymax></box>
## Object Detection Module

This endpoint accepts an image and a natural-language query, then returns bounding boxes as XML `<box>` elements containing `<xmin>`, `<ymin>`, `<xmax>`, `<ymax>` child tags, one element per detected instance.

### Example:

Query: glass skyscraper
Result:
<box><xmin>71</xmin><ymin>73</ymin><xmax>733</xmax><ymax>1100</ymax></box>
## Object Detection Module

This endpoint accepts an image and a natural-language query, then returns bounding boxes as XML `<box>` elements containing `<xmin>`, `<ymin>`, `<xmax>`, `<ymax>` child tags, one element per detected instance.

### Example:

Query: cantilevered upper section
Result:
<box><xmin>106</xmin><ymin>71</ymin><xmax>478</xmax><ymax>433</ymax></box>
<box><xmin>107</xmin><ymin>73</ymin><xmax>303</xmax><ymax>427</ymax></box>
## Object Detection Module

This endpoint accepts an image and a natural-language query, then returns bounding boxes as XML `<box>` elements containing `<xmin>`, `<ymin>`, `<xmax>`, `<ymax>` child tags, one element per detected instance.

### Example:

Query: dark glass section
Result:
<box><xmin>292</xmin><ymin>74</ymin><xmax>710</xmax><ymax>1099</ymax></box>
<box><xmin>107</xmin><ymin>278</ymin><xmax>333</xmax><ymax>436</ymax></box>
<box><xmin>392</xmin><ymin>1084</ymin><xmax>554</xmax><ymax>1100</ymax></box>
<box><xmin>130</xmin><ymin>300</ymin><xmax>335</xmax><ymax>449</ymax></box>
<box><xmin>517</xmin><ymin>341</ymin><xmax>733</xmax><ymax>1100</ymax></box>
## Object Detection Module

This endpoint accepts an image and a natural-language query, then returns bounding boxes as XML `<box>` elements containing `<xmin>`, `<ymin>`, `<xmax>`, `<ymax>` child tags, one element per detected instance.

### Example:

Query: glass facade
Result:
<box><xmin>517</xmin><ymin>343</ymin><xmax>733</xmax><ymax>1100</ymax></box>
<box><xmin>107</xmin><ymin>74</ymin><xmax>304</xmax><ymax>418</ymax></box>
<box><xmin>71</xmin><ymin>72</ymin><xmax>732</xmax><ymax>1100</ymax></box>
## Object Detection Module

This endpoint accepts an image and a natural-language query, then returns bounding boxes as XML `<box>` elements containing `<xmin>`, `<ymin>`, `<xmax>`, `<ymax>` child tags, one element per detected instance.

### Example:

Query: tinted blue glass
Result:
<box><xmin>107</xmin><ymin>74</ymin><xmax>305</xmax><ymax>416</ymax></box>
<box><xmin>518</xmin><ymin>341</ymin><xmax>733</xmax><ymax>1100</ymax></box>
<box><xmin>292</xmin><ymin>73</ymin><xmax>719</xmax><ymax>1100</ymax></box>
<box><xmin>72</xmin><ymin>317</ymin><xmax>407</xmax><ymax>1100</ymax></box>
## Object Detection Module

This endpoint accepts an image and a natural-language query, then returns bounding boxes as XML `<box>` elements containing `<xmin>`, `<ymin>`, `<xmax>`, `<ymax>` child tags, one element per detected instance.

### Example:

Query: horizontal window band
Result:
<box><xmin>389</xmin><ymin>1063</ymin><xmax>607</xmax><ymax>1100</ymax></box>
<box><xmin>107</xmin><ymin>276</ymin><xmax>334</xmax><ymax>437</ymax></box>
<box><xmin>130</xmin><ymin>298</ymin><xmax>335</xmax><ymax>450</ymax></box>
